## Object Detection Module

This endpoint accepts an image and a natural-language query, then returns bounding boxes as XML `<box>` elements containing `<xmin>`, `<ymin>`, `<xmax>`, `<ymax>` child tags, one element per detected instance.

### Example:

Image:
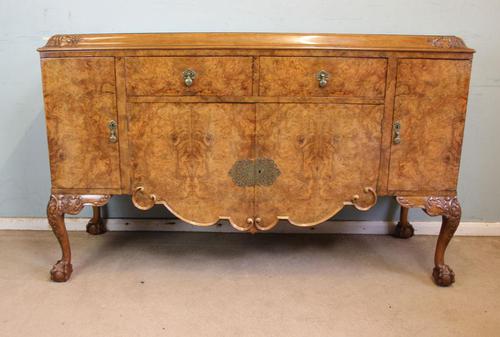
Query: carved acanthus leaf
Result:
<box><xmin>46</xmin><ymin>34</ymin><xmax>82</xmax><ymax>48</ymax></box>
<box><xmin>428</xmin><ymin>36</ymin><xmax>465</xmax><ymax>49</ymax></box>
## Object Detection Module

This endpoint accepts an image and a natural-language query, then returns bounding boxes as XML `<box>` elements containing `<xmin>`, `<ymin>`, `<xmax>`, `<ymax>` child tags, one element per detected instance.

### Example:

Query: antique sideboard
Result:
<box><xmin>38</xmin><ymin>33</ymin><xmax>473</xmax><ymax>285</ymax></box>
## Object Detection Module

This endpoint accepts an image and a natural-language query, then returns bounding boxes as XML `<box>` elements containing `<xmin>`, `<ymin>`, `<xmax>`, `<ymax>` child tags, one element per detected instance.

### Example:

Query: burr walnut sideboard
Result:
<box><xmin>38</xmin><ymin>33</ymin><xmax>474</xmax><ymax>286</ymax></box>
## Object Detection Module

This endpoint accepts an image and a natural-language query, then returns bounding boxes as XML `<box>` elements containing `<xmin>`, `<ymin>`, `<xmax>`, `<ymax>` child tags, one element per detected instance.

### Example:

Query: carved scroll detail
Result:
<box><xmin>350</xmin><ymin>187</ymin><xmax>377</xmax><ymax>211</ymax></box>
<box><xmin>132</xmin><ymin>185</ymin><xmax>378</xmax><ymax>233</ymax></box>
<box><xmin>46</xmin><ymin>34</ymin><xmax>82</xmax><ymax>48</ymax></box>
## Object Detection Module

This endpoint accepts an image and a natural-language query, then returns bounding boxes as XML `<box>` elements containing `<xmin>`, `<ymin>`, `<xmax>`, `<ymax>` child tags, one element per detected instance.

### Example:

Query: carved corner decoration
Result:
<box><xmin>47</xmin><ymin>194</ymin><xmax>111</xmax><ymax>282</ymax></box>
<box><xmin>396</xmin><ymin>196</ymin><xmax>461</xmax><ymax>286</ymax></box>
<box><xmin>428</xmin><ymin>36</ymin><xmax>466</xmax><ymax>49</ymax></box>
<box><xmin>229</xmin><ymin>158</ymin><xmax>281</xmax><ymax>187</ymax></box>
<box><xmin>45</xmin><ymin>34</ymin><xmax>82</xmax><ymax>48</ymax></box>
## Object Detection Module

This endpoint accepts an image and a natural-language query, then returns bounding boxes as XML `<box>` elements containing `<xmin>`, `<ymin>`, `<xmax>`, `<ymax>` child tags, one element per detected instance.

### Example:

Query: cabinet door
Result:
<box><xmin>255</xmin><ymin>104</ymin><xmax>383</xmax><ymax>229</ymax></box>
<box><xmin>388</xmin><ymin>59</ymin><xmax>472</xmax><ymax>192</ymax></box>
<box><xmin>128</xmin><ymin>103</ymin><xmax>255</xmax><ymax>230</ymax></box>
<box><xmin>42</xmin><ymin>57</ymin><xmax>120</xmax><ymax>189</ymax></box>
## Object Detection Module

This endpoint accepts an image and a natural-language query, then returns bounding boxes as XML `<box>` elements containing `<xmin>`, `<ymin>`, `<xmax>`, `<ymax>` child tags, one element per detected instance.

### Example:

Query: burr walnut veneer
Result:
<box><xmin>38</xmin><ymin>33</ymin><xmax>474</xmax><ymax>286</ymax></box>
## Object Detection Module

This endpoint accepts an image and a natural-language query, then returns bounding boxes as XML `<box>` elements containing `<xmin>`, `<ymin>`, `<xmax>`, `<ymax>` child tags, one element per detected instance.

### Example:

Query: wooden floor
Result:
<box><xmin>0</xmin><ymin>230</ymin><xmax>499</xmax><ymax>337</ymax></box>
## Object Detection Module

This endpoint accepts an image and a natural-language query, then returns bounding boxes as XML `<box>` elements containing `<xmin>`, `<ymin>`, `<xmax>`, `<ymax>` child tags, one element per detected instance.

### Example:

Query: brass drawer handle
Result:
<box><xmin>108</xmin><ymin>120</ymin><xmax>118</xmax><ymax>143</ymax></box>
<box><xmin>393</xmin><ymin>121</ymin><xmax>401</xmax><ymax>144</ymax></box>
<box><xmin>183</xmin><ymin>69</ymin><xmax>196</xmax><ymax>87</ymax></box>
<box><xmin>316</xmin><ymin>70</ymin><xmax>330</xmax><ymax>88</ymax></box>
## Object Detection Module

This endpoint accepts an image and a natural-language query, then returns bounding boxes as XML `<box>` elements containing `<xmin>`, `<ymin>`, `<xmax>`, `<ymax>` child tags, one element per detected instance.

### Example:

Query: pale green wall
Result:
<box><xmin>0</xmin><ymin>0</ymin><xmax>499</xmax><ymax>221</ymax></box>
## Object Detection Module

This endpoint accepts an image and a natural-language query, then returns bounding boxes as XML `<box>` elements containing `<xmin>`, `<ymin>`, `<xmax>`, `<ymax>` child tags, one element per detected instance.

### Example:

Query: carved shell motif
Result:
<box><xmin>46</xmin><ymin>34</ymin><xmax>82</xmax><ymax>47</ymax></box>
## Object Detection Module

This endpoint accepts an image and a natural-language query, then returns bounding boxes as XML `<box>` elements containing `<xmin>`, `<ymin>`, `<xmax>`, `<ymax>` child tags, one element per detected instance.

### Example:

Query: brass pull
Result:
<box><xmin>183</xmin><ymin>69</ymin><xmax>196</xmax><ymax>87</ymax></box>
<box><xmin>316</xmin><ymin>70</ymin><xmax>330</xmax><ymax>88</ymax></box>
<box><xmin>108</xmin><ymin>120</ymin><xmax>118</xmax><ymax>143</ymax></box>
<box><xmin>393</xmin><ymin>121</ymin><xmax>401</xmax><ymax>144</ymax></box>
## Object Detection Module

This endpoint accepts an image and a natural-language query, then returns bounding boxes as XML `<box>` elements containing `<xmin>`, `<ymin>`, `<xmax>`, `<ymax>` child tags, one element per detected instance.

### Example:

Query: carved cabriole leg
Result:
<box><xmin>86</xmin><ymin>206</ymin><xmax>106</xmax><ymax>235</ymax></box>
<box><xmin>396</xmin><ymin>196</ymin><xmax>461</xmax><ymax>287</ymax></box>
<box><xmin>393</xmin><ymin>205</ymin><xmax>415</xmax><ymax>239</ymax></box>
<box><xmin>47</xmin><ymin>194</ymin><xmax>111</xmax><ymax>282</ymax></box>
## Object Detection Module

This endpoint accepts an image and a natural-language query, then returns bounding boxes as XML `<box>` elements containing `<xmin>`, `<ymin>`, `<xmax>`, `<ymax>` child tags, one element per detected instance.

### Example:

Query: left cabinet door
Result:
<box><xmin>41</xmin><ymin>57</ymin><xmax>121</xmax><ymax>190</ymax></box>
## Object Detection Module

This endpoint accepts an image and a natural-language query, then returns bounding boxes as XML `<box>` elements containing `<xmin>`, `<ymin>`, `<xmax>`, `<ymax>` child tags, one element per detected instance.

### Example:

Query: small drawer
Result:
<box><xmin>125</xmin><ymin>57</ymin><xmax>254</xmax><ymax>96</ymax></box>
<box><xmin>259</xmin><ymin>57</ymin><xmax>387</xmax><ymax>98</ymax></box>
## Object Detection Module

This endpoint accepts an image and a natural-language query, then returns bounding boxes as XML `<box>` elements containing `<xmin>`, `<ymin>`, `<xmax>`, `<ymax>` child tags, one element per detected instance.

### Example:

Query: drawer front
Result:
<box><xmin>125</xmin><ymin>57</ymin><xmax>253</xmax><ymax>96</ymax></box>
<box><xmin>259</xmin><ymin>57</ymin><xmax>387</xmax><ymax>98</ymax></box>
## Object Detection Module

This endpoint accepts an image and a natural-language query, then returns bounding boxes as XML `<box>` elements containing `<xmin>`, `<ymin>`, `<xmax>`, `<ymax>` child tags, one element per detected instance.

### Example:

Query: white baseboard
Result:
<box><xmin>0</xmin><ymin>218</ymin><xmax>499</xmax><ymax>236</ymax></box>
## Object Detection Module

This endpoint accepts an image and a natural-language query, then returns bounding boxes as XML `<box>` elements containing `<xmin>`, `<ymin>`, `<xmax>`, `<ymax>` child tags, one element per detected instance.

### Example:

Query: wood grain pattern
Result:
<box><xmin>259</xmin><ymin>57</ymin><xmax>387</xmax><ymax>98</ymax></box>
<box><xmin>125</xmin><ymin>57</ymin><xmax>253</xmax><ymax>96</ymax></box>
<box><xmin>389</xmin><ymin>59</ymin><xmax>472</xmax><ymax>192</ymax></box>
<box><xmin>127</xmin><ymin>103</ymin><xmax>255</xmax><ymax>230</ymax></box>
<box><xmin>41</xmin><ymin>57</ymin><xmax>121</xmax><ymax>189</ymax></box>
<box><xmin>255</xmin><ymin>104</ymin><xmax>383</xmax><ymax>229</ymax></box>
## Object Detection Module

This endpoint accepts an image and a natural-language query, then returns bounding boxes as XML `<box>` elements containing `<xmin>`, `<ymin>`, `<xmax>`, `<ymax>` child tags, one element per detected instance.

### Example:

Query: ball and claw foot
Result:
<box><xmin>433</xmin><ymin>264</ymin><xmax>455</xmax><ymax>287</ymax></box>
<box><xmin>86</xmin><ymin>217</ymin><xmax>106</xmax><ymax>235</ymax></box>
<box><xmin>393</xmin><ymin>222</ymin><xmax>415</xmax><ymax>239</ymax></box>
<box><xmin>86</xmin><ymin>206</ymin><xmax>107</xmax><ymax>235</ymax></box>
<box><xmin>50</xmin><ymin>260</ymin><xmax>73</xmax><ymax>282</ymax></box>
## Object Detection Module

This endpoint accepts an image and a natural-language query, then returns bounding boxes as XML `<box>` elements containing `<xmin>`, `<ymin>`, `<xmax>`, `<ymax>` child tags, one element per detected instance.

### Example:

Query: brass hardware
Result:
<box><xmin>229</xmin><ymin>159</ymin><xmax>255</xmax><ymax>187</ymax></box>
<box><xmin>255</xmin><ymin>158</ymin><xmax>281</xmax><ymax>186</ymax></box>
<box><xmin>316</xmin><ymin>70</ymin><xmax>330</xmax><ymax>88</ymax></box>
<box><xmin>108</xmin><ymin>120</ymin><xmax>118</xmax><ymax>143</ymax></box>
<box><xmin>183</xmin><ymin>69</ymin><xmax>196</xmax><ymax>87</ymax></box>
<box><xmin>229</xmin><ymin>158</ymin><xmax>281</xmax><ymax>187</ymax></box>
<box><xmin>393</xmin><ymin>121</ymin><xmax>401</xmax><ymax>144</ymax></box>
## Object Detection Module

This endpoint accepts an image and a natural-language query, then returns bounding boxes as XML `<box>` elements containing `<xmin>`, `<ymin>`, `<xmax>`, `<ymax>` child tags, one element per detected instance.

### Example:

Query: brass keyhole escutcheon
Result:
<box><xmin>393</xmin><ymin>121</ymin><xmax>401</xmax><ymax>144</ymax></box>
<box><xmin>108</xmin><ymin>120</ymin><xmax>118</xmax><ymax>143</ymax></box>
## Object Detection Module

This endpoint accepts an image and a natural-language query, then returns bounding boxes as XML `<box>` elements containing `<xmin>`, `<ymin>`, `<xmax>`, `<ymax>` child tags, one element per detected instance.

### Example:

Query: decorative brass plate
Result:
<box><xmin>229</xmin><ymin>158</ymin><xmax>281</xmax><ymax>187</ymax></box>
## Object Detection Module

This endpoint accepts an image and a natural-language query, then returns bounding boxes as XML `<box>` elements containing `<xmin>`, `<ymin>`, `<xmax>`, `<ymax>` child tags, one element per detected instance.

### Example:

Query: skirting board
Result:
<box><xmin>0</xmin><ymin>218</ymin><xmax>499</xmax><ymax>236</ymax></box>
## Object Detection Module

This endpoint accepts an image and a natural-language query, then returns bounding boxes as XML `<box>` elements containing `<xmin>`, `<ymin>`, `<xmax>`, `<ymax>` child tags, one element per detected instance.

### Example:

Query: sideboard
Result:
<box><xmin>38</xmin><ymin>33</ymin><xmax>474</xmax><ymax>285</ymax></box>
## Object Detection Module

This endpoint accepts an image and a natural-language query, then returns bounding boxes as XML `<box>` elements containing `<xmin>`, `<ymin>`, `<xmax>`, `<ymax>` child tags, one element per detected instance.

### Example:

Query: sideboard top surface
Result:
<box><xmin>38</xmin><ymin>32</ymin><xmax>474</xmax><ymax>53</ymax></box>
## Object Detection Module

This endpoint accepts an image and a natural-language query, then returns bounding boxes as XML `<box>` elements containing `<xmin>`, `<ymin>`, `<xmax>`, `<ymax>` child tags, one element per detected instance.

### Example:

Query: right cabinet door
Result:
<box><xmin>388</xmin><ymin>59</ymin><xmax>472</xmax><ymax>193</ymax></box>
<box><xmin>255</xmin><ymin>103</ymin><xmax>383</xmax><ymax>230</ymax></box>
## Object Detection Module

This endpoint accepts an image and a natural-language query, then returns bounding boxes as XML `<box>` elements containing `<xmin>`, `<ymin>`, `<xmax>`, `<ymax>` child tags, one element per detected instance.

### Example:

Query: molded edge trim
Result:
<box><xmin>37</xmin><ymin>33</ymin><xmax>475</xmax><ymax>53</ymax></box>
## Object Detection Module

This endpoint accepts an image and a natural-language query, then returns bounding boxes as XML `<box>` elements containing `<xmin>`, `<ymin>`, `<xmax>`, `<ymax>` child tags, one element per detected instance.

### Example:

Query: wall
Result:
<box><xmin>0</xmin><ymin>0</ymin><xmax>498</xmax><ymax>222</ymax></box>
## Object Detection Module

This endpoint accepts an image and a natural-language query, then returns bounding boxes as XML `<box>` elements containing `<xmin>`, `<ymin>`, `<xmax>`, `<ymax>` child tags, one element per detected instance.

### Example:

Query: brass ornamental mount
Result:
<box><xmin>229</xmin><ymin>158</ymin><xmax>281</xmax><ymax>187</ymax></box>
<box><xmin>108</xmin><ymin>120</ymin><xmax>117</xmax><ymax>143</ymax></box>
<box><xmin>183</xmin><ymin>69</ymin><xmax>196</xmax><ymax>87</ymax></box>
<box><xmin>316</xmin><ymin>70</ymin><xmax>330</xmax><ymax>88</ymax></box>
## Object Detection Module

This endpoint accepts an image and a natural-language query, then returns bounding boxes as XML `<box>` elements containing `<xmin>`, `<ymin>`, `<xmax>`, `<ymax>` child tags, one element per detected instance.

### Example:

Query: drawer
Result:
<box><xmin>125</xmin><ymin>57</ymin><xmax>254</xmax><ymax>96</ymax></box>
<box><xmin>259</xmin><ymin>57</ymin><xmax>387</xmax><ymax>98</ymax></box>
